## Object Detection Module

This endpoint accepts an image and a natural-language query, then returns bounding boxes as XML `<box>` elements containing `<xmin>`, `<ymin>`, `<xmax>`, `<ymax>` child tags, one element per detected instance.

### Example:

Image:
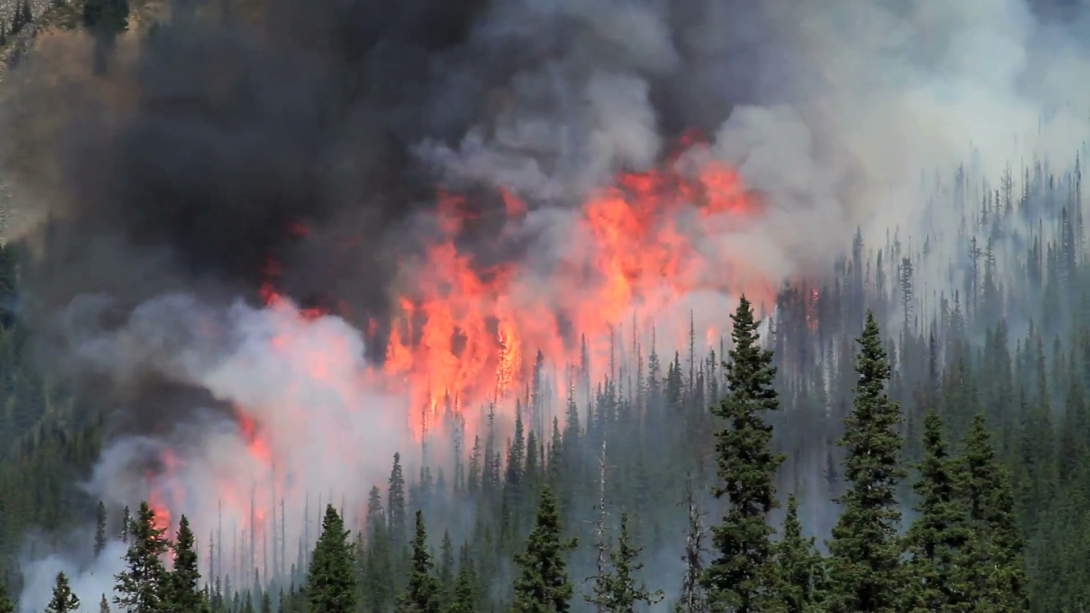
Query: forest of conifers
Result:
<box><xmin>0</xmin><ymin>150</ymin><xmax>1084</xmax><ymax>613</ymax></box>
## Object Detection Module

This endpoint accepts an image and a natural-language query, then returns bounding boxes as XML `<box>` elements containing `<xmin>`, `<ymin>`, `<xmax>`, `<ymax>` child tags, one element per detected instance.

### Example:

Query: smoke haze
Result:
<box><xmin>0</xmin><ymin>0</ymin><xmax>1088</xmax><ymax>608</ymax></box>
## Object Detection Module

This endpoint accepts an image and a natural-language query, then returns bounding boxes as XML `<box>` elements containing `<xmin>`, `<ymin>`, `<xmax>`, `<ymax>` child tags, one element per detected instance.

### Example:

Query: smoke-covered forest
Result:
<box><xmin>0</xmin><ymin>153</ymin><xmax>1087</xmax><ymax>613</ymax></box>
<box><xmin>0</xmin><ymin>0</ymin><xmax>1088</xmax><ymax>612</ymax></box>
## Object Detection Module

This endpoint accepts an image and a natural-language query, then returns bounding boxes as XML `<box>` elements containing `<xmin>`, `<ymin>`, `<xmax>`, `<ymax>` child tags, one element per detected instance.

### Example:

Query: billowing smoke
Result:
<box><xmin>0</xmin><ymin>0</ymin><xmax>1088</xmax><ymax>608</ymax></box>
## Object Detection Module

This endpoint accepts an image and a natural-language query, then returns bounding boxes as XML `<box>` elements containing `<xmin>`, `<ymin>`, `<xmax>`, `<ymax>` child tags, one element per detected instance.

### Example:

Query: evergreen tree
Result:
<box><xmin>95</xmin><ymin>500</ymin><xmax>108</xmax><ymax>558</ymax></box>
<box><xmin>586</xmin><ymin>512</ymin><xmax>663</xmax><ymax>613</ymax></box>
<box><xmin>826</xmin><ymin>312</ymin><xmax>906</xmax><ymax>613</ymax></box>
<box><xmin>115</xmin><ymin>501</ymin><xmax>171</xmax><ymax>613</ymax></box>
<box><xmin>512</xmin><ymin>487</ymin><xmax>577</xmax><ymax>613</ymax></box>
<box><xmin>165</xmin><ymin>515</ymin><xmax>204</xmax><ymax>613</ymax></box>
<box><xmin>396</xmin><ymin>510</ymin><xmax>441</xmax><ymax>613</ymax></box>
<box><xmin>903</xmin><ymin>411</ymin><xmax>968</xmax><ymax>612</ymax></box>
<box><xmin>121</xmin><ymin>506</ymin><xmax>132</xmax><ymax>543</ymax></box>
<box><xmin>703</xmin><ymin>295</ymin><xmax>784</xmax><ymax>613</ymax></box>
<box><xmin>100</xmin><ymin>594</ymin><xmax>111</xmax><ymax>613</ymax></box>
<box><xmin>438</xmin><ymin>530</ymin><xmax>455</xmax><ymax>600</ymax></box>
<box><xmin>447</xmin><ymin>557</ymin><xmax>476</xmax><ymax>613</ymax></box>
<box><xmin>774</xmin><ymin>496</ymin><xmax>826</xmax><ymax>613</ymax></box>
<box><xmin>307</xmin><ymin>505</ymin><xmax>356</xmax><ymax>613</ymax></box>
<box><xmin>45</xmin><ymin>572</ymin><xmax>80</xmax><ymax>613</ymax></box>
<box><xmin>389</xmin><ymin>453</ymin><xmax>408</xmax><ymax>546</ymax></box>
<box><xmin>961</xmin><ymin>414</ymin><xmax>1029</xmax><ymax>612</ymax></box>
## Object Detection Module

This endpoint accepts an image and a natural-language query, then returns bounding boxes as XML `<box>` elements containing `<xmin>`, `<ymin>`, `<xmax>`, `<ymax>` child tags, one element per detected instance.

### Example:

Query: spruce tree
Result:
<box><xmin>438</xmin><ymin>530</ymin><xmax>455</xmax><ymax>600</ymax></box>
<box><xmin>512</xmin><ymin>487</ymin><xmax>577</xmax><ymax>613</ymax></box>
<box><xmin>774</xmin><ymin>496</ymin><xmax>826</xmax><ymax>613</ymax></box>
<box><xmin>825</xmin><ymin>312</ymin><xmax>906</xmax><ymax>613</ymax></box>
<box><xmin>703</xmin><ymin>294</ymin><xmax>784</xmax><ymax>613</ymax></box>
<box><xmin>447</xmin><ymin>549</ymin><xmax>476</xmax><ymax>613</ymax></box>
<box><xmin>396</xmin><ymin>510</ymin><xmax>441</xmax><ymax>613</ymax></box>
<box><xmin>307</xmin><ymin>505</ymin><xmax>356</xmax><ymax>613</ymax></box>
<box><xmin>960</xmin><ymin>414</ymin><xmax>1029</xmax><ymax>612</ymax></box>
<box><xmin>388</xmin><ymin>453</ymin><xmax>408</xmax><ymax>546</ymax></box>
<box><xmin>100</xmin><ymin>594</ymin><xmax>111</xmax><ymax>613</ymax></box>
<box><xmin>95</xmin><ymin>500</ymin><xmax>108</xmax><ymax>558</ymax></box>
<box><xmin>45</xmin><ymin>572</ymin><xmax>81</xmax><ymax>613</ymax></box>
<box><xmin>903</xmin><ymin>411</ymin><xmax>968</xmax><ymax>612</ymax></box>
<box><xmin>165</xmin><ymin>515</ymin><xmax>204</xmax><ymax>613</ymax></box>
<box><xmin>115</xmin><ymin>501</ymin><xmax>171</xmax><ymax>613</ymax></box>
<box><xmin>121</xmin><ymin>505</ymin><xmax>132</xmax><ymax>543</ymax></box>
<box><xmin>585</xmin><ymin>512</ymin><xmax>663</xmax><ymax>613</ymax></box>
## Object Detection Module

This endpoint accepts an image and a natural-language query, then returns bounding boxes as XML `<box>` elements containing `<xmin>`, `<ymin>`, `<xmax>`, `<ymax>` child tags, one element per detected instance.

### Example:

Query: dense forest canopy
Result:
<box><xmin>0</xmin><ymin>0</ymin><xmax>1086</xmax><ymax>612</ymax></box>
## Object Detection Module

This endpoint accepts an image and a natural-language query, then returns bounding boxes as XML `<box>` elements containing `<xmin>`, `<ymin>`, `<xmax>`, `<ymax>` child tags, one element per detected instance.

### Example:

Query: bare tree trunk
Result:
<box><xmin>679</xmin><ymin>477</ymin><xmax>708</xmax><ymax>613</ymax></box>
<box><xmin>586</xmin><ymin>438</ymin><xmax>612</xmax><ymax>613</ymax></box>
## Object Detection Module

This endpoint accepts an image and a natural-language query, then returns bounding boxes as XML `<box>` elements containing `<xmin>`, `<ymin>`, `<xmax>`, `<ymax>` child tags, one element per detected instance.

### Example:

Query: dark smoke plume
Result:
<box><xmin>0</xmin><ymin>0</ymin><xmax>792</xmax><ymax>358</ymax></box>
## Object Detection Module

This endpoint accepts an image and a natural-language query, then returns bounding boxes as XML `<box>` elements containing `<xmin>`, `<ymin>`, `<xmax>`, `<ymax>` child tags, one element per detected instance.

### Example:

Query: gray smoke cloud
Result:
<box><xmin>2</xmin><ymin>0</ymin><xmax>1089</xmax><ymax>608</ymax></box>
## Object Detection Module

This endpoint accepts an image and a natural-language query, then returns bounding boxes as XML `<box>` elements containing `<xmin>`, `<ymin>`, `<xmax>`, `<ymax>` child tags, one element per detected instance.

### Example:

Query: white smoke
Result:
<box><xmin>18</xmin><ymin>293</ymin><xmax>412</xmax><ymax>611</ymax></box>
<box><xmin>12</xmin><ymin>0</ymin><xmax>1090</xmax><ymax>605</ymax></box>
<box><xmin>18</xmin><ymin>541</ymin><xmax>127</xmax><ymax>613</ymax></box>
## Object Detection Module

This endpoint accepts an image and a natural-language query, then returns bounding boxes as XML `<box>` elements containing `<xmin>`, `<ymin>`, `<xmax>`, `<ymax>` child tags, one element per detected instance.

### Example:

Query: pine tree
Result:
<box><xmin>115</xmin><ymin>501</ymin><xmax>171</xmax><ymax>613</ymax></box>
<box><xmin>307</xmin><ymin>505</ymin><xmax>356</xmax><ymax>613</ymax></box>
<box><xmin>512</xmin><ymin>487</ymin><xmax>577</xmax><ymax>613</ymax></box>
<box><xmin>121</xmin><ymin>505</ymin><xmax>132</xmax><ymax>543</ymax></box>
<box><xmin>100</xmin><ymin>594</ymin><xmax>111</xmax><ymax>613</ymax></box>
<box><xmin>95</xmin><ymin>500</ymin><xmax>108</xmax><ymax>558</ymax></box>
<box><xmin>703</xmin><ymin>294</ymin><xmax>784</xmax><ymax>613</ymax></box>
<box><xmin>586</xmin><ymin>512</ymin><xmax>663</xmax><ymax>613</ymax></box>
<box><xmin>774</xmin><ymin>496</ymin><xmax>826</xmax><ymax>613</ymax></box>
<box><xmin>826</xmin><ymin>312</ymin><xmax>906</xmax><ymax>613</ymax></box>
<box><xmin>447</xmin><ymin>555</ymin><xmax>476</xmax><ymax>613</ymax></box>
<box><xmin>165</xmin><ymin>515</ymin><xmax>204</xmax><ymax>613</ymax></box>
<box><xmin>903</xmin><ymin>411</ymin><xmax>968</xmax><ymax>612</ymax></box>
<box><xmin>388</xmin><ymin>453</ymin><xmax>408</xmax><ymax>546</ymax></box>
<box><xmin>45</xmin><ymin>572</ymin><xmax>81</xmax><ymax>613</ymax></box>
<box><xmin>960</xmin><ymin>414</ymin><xmax>1029</xmax><ymax>612</ymax></box>
<box><xmin>260</xmin><ymin>591</ymin><xmax>271</xmax><ymax>613</ymax></box>
<box><xmin>396</xmin><ymin>510</ymin><xmax>441</xmax><ymax>613</ymax></box>
<box><xmin>365</xmin><ymin>485</ymin><xmax>394</xmax><ymax>613</ymax></box>
<box><xmin>438</xmin><ymin>530</ymin><xmax>455</xmax><ymax>600</ymax></box>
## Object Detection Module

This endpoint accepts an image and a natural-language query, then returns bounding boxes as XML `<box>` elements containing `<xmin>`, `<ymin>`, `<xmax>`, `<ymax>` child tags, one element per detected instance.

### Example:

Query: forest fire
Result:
<box><xmin>138</xmin><ymin>141</ymin><xmax>776</xmax><ymax>555</ymax></box>
<box><xmin>384</xmin><ymin>143</ymin><xmax>772</xmax><ymax>440</ymax></box>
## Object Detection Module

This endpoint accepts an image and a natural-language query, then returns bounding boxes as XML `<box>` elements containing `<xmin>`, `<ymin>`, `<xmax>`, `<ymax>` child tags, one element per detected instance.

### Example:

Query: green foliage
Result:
<box><xmin>774</xmin><ymin>496</ymin><xmax>825</xmax><ymax>613</ymax></box>
<box><xmin>45</xmin><ymin>572</ymin><xmax>80</xmax><ymax>613</ymax></box>
<box><xmin>903</xmin><ymin>411</ymin><xmax>969</xmax><ymax>612</ymax></box>
<box><xmin>164</xmin><ymin>515</ymin><xmax>204</xmax><ymax>613</ymax></box>
<box><xmin>114</xmin><ymin>502</ymin><xmax>170</xmax><ymax>613</ymax></box>
<box><xmin>512</xmin><ymin>487</ymin><xmax>577</xmax><ymax>613</ymax></box>
<box><xmin>307</xmin><ymin>505</ymin><xmax>356</xmax><ymax>613</ymax></box>
<box><xmin>586</xmin><ymin>512</ymin><xmax>663</xmax><ymax>613</ymax></box>
<box><xmin>94</xmin><ymin>500</ymin><xmax>108</xmax><ymax>558</ymax></box>
<box><xmin>703</xmin><ymin>295</ymin><xmax>784</xmax><ymax>613</ymax></box>
<box><xmin>825</xmin><ymin>312</ymin><xmax>906</xmax><ymax>613</ymax></box>
<box><xmin>396</xmin><ymin>510</ymin><xmax>441</xmax><ymax>613</ymax></box>
<box><xmin>447</xmin><ymin>549</ymin><xmax>476</xmax><ymax>613</ymax></box>
<box><xmin>960</xmin><ymin>415</ymin><xmax>1029</xmax><ymax>612</ymax></box>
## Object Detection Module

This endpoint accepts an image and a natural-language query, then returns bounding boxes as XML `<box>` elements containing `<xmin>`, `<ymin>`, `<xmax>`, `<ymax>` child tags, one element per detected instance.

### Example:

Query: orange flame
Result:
<box><xmin>386</xmin><ymin>147</ymin><xmax>772</xmax><ymax>438</ymax></box>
